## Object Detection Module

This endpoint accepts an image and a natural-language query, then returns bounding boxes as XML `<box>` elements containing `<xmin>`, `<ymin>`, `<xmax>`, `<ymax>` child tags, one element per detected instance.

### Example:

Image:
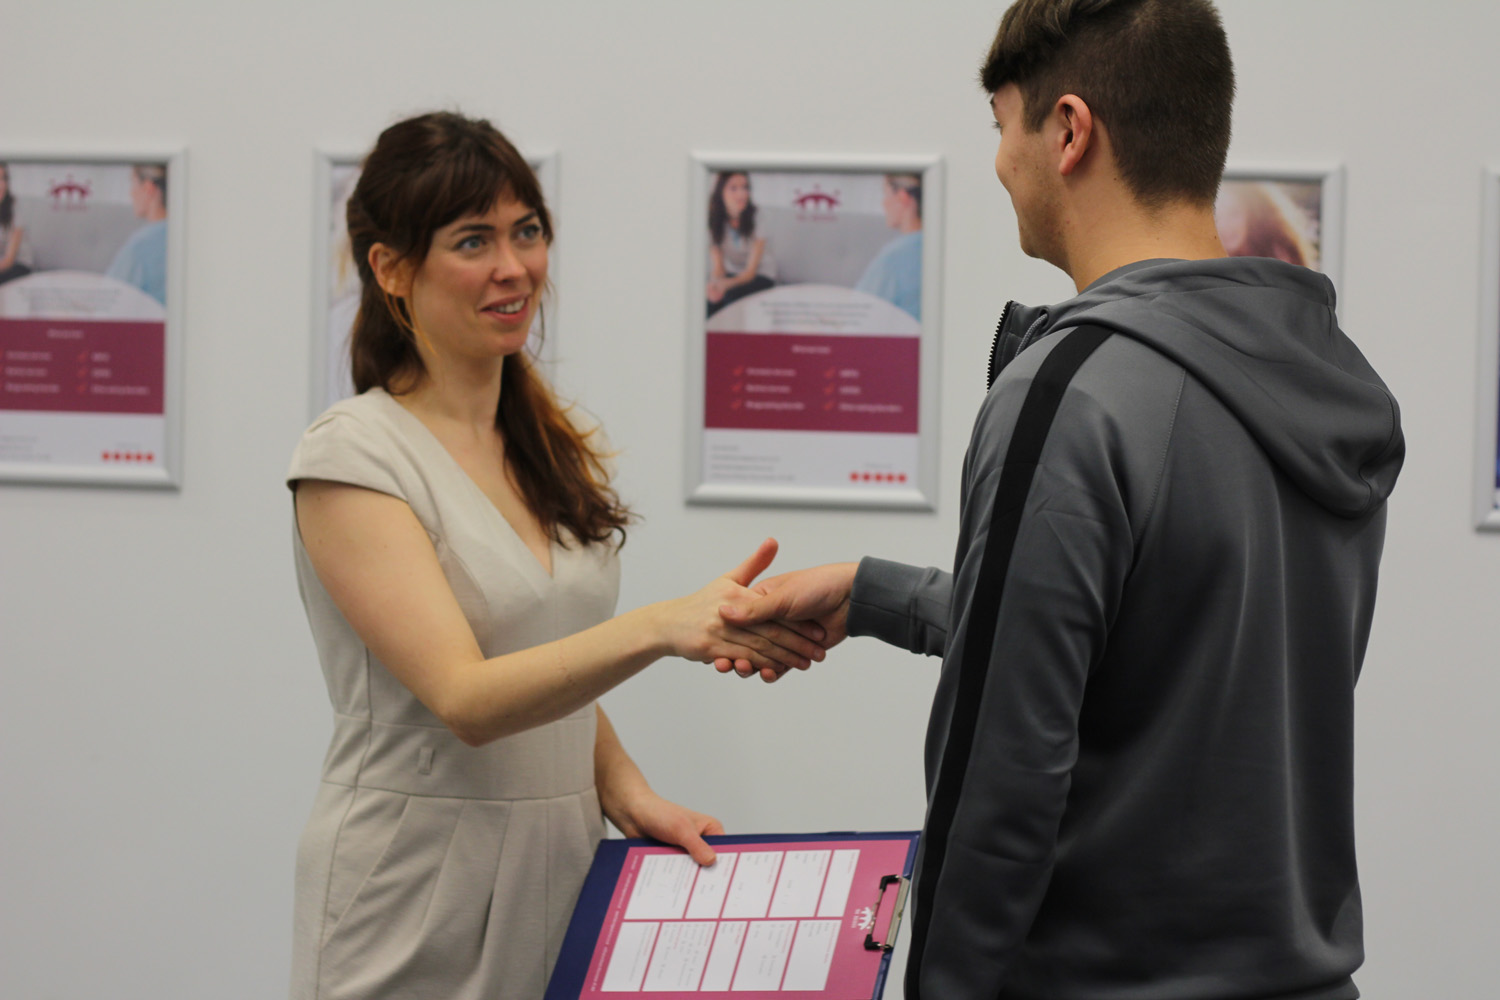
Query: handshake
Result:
<box><xmin>658</xmin><ymin>538</ymin><xmax>858</xmax><ymax>683</ymax></box>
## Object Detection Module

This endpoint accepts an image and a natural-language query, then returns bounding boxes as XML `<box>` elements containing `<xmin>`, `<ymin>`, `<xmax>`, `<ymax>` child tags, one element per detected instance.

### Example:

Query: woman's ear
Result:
<box><xmin>369</xmin><ymin>243</ymin><xmax>412</xmax><ymax>299</ymax></box>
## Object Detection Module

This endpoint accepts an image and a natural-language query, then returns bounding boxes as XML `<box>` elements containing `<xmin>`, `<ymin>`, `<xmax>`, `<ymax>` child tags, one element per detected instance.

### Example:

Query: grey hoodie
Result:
<box><xmin>849</xmin><ymin>258</ymin><xmax>1403</xmax><ymax>1000</ymax></box>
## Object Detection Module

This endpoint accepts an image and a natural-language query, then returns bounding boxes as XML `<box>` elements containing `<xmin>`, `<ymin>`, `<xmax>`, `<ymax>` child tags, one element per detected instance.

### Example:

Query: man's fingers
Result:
<box><xmin>725</xmin><ymin>537</ymin><xmax>778</xmax><ymax>588</ymax></box>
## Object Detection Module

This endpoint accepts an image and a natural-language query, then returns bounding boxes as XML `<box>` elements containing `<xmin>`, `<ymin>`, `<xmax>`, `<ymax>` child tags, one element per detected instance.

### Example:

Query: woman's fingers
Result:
<box><xmin>724</xmin><ymin>537</ymin><xmax>778</xmax><ymax>588</ymax></box>
<box><xmin>740</xmin><ymin>620</ymin><xmax>824</xmax><ymax>663</ymax></box>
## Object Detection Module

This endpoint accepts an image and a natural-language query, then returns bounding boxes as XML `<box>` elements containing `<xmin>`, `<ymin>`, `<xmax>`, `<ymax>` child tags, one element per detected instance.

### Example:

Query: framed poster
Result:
<box><xmin>0</xmin><ymin>151</ymin><xmax>185</xmax><ymax>487</ymax></box>
<box><xmin>686</xmin><ymin>154</ymin><xmax>944</xmax><ymax>510</ymax></box>
<box><xmin>1475</xmin><ymin>168</ymin><xmax>1500</xmax><ymax>531</ymax></box>
<box><xmin>1217</xmin><ymin>165</ymin><xmax>1344</xmax><ymax>288</ymax></box>
<box><xmin>309</xmin><ymin>147</ymin><xmax>560</xmax><ymax>417</ymax></box>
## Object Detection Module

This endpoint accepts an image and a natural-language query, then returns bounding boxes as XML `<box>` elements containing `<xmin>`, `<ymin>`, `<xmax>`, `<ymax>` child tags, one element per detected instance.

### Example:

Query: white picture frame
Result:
<box><xmin>1218</xmin><ymin>164</ymin><xmax>1345</xmax><ymax>290</ymax></box>
<box><xmin>1474</xmin><ymin>168</ymin><xmax>1500</xmax><ymax>531</ymax></box>
<box><xmin>309</xmin><ymin>147</ymin><xmax>560</xmax><ymax>418</ymax></box>
<box><xmin>0</xmin><ymin>148</ymin><xmax>186</xmax><ymax>488</ymax></box>
<box><xmin>685</xmin><ymin>152</ymin><xmax>944</xmax><ymax>510</ymax></box>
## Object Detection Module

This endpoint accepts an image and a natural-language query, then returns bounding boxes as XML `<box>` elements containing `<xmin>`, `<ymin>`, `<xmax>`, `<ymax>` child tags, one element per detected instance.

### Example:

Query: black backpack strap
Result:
<box><xmin>907</xmin><ymin>323</ymin><xmax>1113</xmax><ymax>998</ymax></box>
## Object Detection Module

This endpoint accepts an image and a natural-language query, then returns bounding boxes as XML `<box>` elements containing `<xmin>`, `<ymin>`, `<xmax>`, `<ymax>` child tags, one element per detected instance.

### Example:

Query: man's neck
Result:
<box><xmin>1062</xmin><ymin>199</ymin><xmax>1226</xmax><ymax>291</ymax></box>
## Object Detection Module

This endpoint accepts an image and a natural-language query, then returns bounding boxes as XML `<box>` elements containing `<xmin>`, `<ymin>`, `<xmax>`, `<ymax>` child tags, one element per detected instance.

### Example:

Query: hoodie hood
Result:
<box><xmin>993</xmin><ymin>257</ymin><xmax>1403</xmax><ymax>518</ymax></box>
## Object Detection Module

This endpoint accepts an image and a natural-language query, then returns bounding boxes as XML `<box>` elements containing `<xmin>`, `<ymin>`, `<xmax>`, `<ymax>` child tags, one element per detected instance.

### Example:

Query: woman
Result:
<box><xmin>706</xmin><ymin>170</ymin><xmax>776</xmax><ymax>317</ymax></box>
<box><xmin>0</xmin><ymin>163</ymin><xmax>34</xmax><ymax>285</ymax></box>
<box><xmin>286</xmin><ymin>112</ymin><xmax>822</xmax><ymax>1000</ymax></box>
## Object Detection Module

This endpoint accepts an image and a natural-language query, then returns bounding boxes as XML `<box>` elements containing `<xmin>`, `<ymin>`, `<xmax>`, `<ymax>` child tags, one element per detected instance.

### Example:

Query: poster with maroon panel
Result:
<box><xmin>686</xmin><ymin>155</ymin><xmax>942</xmax><ymax>510</ymax></box>
<box><xmin>0</xmin><ymin>152</ymin><xmax>184</xmax><ymax>486</ymax></box>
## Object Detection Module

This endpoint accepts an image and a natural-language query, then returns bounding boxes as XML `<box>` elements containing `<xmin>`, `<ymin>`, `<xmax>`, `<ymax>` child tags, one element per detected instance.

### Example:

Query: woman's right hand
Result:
<box><xmin>706</xmin><ymin>279</ymin><xmax>725</xmax><ymax>303</ymax></box>
<box><xmin>650</xmin><ymin>538</ymin><xmax>827</xmax><ymax>674</ymax></box>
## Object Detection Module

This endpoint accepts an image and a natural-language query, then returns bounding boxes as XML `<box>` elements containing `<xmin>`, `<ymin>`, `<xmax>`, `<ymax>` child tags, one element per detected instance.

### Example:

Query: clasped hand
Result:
<box><xmin>713</xmin><ymin>555</ymin><xmax>859</xmax><ymax>684</ymax></box>
<box><xmin>655</xmin><ymin>538</ymin><xmax>826</xmax><ymax>674</ymax></box>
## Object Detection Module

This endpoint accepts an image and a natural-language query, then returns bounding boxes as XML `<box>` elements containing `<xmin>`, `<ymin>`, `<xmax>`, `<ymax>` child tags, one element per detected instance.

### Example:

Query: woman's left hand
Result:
<box><xmin>609</xmin><ymin>789</ymin><xmax>725</xmax><ymax>866</ymax></box>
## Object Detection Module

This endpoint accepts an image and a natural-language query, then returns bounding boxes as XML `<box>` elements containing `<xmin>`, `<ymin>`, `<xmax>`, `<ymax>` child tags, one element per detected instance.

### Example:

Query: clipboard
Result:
<box><xmin>545</xmin><ymin>831</ymin><xmax>920</xmax><ymax>999</ymax></box>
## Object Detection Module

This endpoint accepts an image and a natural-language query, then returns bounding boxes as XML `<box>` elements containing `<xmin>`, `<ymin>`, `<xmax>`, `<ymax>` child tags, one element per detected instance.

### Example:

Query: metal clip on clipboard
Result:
<box><xmin>863</xmin><ymin>874</ymin><xmax>911</xmax><ymax>952</ymax></box>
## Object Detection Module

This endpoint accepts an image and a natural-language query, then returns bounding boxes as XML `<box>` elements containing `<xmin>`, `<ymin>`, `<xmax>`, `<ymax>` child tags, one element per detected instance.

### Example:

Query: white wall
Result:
<box><xmin>2</xmin><ymin>1</ymin><xmax>1496</xmax><ymax>996</ymax></box>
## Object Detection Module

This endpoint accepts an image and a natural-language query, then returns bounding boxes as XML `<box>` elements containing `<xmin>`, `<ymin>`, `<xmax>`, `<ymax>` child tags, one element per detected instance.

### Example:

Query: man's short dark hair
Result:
<box><xmin>980</xmin><ymin>0</ymin><xmax>1234</xmax><ymax>207</ymax></box>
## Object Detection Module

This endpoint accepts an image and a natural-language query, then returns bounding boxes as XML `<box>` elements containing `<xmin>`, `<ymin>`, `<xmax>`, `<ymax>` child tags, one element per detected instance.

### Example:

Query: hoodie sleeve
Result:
<box><xmin>847</xmin><ymin>556</ymin><xmax>952</xmax><ymax>657</ymax></box>
<box><xmin>909</xmin><ymin>342</ymin><xmax>1158</xmax><ymax>998</ymax></box>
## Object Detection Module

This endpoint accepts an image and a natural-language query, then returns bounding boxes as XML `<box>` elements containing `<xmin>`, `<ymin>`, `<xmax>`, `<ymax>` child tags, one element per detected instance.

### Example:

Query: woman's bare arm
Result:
<box><xmin>295</xmin><ymin>479</ymin><xmax>823</xmax><ymax>746</ymax></box>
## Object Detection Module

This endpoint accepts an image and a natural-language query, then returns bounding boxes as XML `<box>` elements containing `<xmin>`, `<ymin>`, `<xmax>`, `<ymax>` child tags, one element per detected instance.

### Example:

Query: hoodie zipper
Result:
<box><xmin>988</xmin><ymin>300</ymin><xmax>1017</xmax><ymax>391</ymax></box>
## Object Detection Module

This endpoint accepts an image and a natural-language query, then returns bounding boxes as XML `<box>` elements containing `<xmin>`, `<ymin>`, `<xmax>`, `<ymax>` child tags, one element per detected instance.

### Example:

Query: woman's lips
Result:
<box><xmin>484</xmin><ymin>297</ymin><xmax>527</xmax><ymax>316</ymax></box>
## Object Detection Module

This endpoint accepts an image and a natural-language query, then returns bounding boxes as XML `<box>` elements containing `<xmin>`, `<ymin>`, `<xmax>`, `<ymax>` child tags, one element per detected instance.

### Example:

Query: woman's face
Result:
<box><xmin>404</xmin><ymin>193</ymin><xmax>549</xmax><ymax>363</ymax></box>
<box><xmin>721</xmin><ymin>174</ymin><xmax>750</xmax><ymax>219</ymax></box>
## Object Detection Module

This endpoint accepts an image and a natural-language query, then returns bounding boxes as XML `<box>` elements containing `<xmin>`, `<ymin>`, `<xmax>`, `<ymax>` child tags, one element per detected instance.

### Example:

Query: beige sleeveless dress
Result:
<box><xmin>286</xmin><ymin>388</ymin><xmax>617</xmax><ymax>1000</ymax></box>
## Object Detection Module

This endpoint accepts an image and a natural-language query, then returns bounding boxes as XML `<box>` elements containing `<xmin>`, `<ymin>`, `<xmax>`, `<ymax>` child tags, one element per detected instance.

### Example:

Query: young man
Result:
<box><xmin>721</xmin><ymin>2</ymin><xmax>1404</xmax><ymax>997</ymax></box>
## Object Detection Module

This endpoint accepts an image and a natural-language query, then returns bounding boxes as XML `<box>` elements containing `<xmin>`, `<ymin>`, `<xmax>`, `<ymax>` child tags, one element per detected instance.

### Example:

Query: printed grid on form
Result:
<box><xmin>584</xmin><ymin>847</ymin><xmax>874</xmax><ymax>995</ymax></box>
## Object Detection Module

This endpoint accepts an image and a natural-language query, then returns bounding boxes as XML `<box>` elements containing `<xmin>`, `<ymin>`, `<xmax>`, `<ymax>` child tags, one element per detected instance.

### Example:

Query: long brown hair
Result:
<box><xmin>707</xmin><ymin>171</ymin><xmax>756</xmax><ymax>246</ymax></box>
<box><xmin>0</xmin><ymin>164</ymin><xmax>13</xmax><ymax>229</ymax></box>
<box><xmin>346</xmin><ymin>111</ymin><xmax>632</xmax><ymax>547</ymax></box>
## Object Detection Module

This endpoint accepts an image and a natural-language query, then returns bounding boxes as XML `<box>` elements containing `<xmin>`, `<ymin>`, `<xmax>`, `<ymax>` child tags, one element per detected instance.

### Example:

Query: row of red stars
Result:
<box><xmin>851</xmin><ymin>471</ymin><xmax>908</xmax><ymax>483</ymax></box>
<box><xmin>101</xmin><ymin>451</ymin><xmax>155</xmax><ymax>463</ymax></box>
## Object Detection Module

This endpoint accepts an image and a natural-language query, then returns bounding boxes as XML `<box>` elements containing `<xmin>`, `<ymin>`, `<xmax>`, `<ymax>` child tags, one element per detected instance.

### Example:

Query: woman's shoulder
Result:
<box><xmin>286</xmin><ymin>389</ymin><xmax>411</xmax><ymax>495</ymax></box>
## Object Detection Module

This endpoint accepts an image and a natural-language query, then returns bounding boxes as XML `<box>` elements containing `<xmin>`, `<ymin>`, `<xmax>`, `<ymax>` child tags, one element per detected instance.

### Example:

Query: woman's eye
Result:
<box><xmin>456</xmin><ymin>235</ymin><xmax>485</xmax><ymax>251</ymax></box>
<box><xmin>515</xmin><ymin>224</ymin><xmax>543</xmax><ymax>243</ymax></box>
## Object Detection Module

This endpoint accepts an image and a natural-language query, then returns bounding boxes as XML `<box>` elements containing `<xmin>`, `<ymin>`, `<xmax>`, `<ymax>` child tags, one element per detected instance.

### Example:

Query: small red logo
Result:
<box><xmin>49</xmin><ymin>175</ymin><xmax>92</xmax><ymax>210</ymax></box>
<box><xmin>792</xmin><ymin>185</ymin><xmax>840</xmax><ymax>221</ymax></box>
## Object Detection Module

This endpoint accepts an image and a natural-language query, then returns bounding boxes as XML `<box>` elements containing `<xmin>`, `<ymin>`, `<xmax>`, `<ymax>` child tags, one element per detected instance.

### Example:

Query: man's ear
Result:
<box><xmin>369</xmin><ymin>243</ymin><xmax>412</xmax><ymax>299</ymax></box>
<box><xmin>1054</xmin><ymin>94</ymin><xmax>1095</xmax><ymax>177</ymax></box>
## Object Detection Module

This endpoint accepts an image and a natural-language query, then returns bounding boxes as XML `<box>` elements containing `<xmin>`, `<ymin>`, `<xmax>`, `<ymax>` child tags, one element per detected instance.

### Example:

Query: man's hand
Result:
<box><xmin>716</xmin><ymin>562</ymin><xmax>859</xmax><ymax>682</ymax></box>
<box><xmin>653</xmin><ymin>537</ymin><xmax>827</xmax><ymax>675</ymax></box>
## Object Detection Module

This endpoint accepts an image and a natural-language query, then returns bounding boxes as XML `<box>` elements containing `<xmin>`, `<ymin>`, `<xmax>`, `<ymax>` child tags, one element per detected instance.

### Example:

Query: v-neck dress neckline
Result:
<box><xmin>374</xmin><ymin>388</ymin><xmax>558</xmax><ymax>585</ymax></box>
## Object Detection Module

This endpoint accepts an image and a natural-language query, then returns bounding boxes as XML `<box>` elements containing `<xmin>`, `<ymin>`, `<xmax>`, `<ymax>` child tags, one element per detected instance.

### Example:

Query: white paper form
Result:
<box><xmin>731</xmin><ymin>920</ymin><xmax>797</xmax><ymax>990</ymax></box>
<box><xmin>816</xmin><ymin>849</ymin><xmax>861</xmax><ymax>918</ymax></box>
<box><xmin>699</xmin><ymin>921</ymin><xmax>748</xmax><ymax>991</ymax></box>
<box><xmin>642</xmin><ymin>921</ymin><xmax>717</xmax><ymax>991</ymax></box>
<box><xmin>602</xmin><ymin>922</ymin><xmax>659</xmax><ymax>992</ymax></box>
<box><xmin>624</xmin><ymin>853</ymin><xmax>700</xmax><ymax>920</ymax></box>
<box><xmin>685</xmin><ymin>853</ymin><xmax>739</xmax><ymax>920</ymax></box>
<box><xmin>768</xmin><ymin>851</ymin><xmax>831</xmax><ymax>918</ymax></box>
<box><xmin>721</xmin><ymin>852</ymin><xmax>784</xmax><ymax>919</ymax></box>
<box><xmin>782</xmin><ymin>921</ymin><xmax>841</xmax><ymax>991</ymax></box>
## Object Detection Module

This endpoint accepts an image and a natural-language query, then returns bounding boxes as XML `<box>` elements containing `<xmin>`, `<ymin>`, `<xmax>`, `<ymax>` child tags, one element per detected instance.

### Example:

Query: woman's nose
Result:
<box><xmin>490</xmin><ymin>241</ymin><xmax>526</xmax><ymax>280</ymax></box>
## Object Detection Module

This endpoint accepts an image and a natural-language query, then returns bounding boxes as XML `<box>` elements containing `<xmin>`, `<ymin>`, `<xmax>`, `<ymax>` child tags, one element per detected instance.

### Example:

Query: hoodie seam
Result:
<box><xmin>1133</xmin><ymin>367</ymin><xmax>1186</xmax><ymax>547</ymax></box>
